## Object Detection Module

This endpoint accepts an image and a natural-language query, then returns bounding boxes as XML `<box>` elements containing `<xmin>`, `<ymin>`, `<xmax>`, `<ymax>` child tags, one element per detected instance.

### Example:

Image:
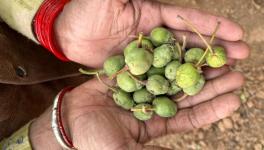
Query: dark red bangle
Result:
<box><xmin>57</xmin><ymin>87</ymin><xmax>76</xmax><ymax>149</ymax></box>
<box><xmin>33</xmin><ymin>0</ymin><xmax>70</xmax><ymax>61</ymax></box>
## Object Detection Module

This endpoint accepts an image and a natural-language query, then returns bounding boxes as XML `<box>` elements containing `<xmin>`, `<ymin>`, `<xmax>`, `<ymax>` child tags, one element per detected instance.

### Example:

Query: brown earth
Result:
<box><xmin>149</xmin><ymin>0</ymin><xmax>264</xmax><ymax>149</ymax></box>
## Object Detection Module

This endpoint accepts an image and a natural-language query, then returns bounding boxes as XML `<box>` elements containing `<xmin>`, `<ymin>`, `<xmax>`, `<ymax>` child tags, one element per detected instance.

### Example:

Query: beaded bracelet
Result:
<box><xmin>51</xmin><ymin>87</ymin><xmax>77</xmax><ymax>150</ymax></box>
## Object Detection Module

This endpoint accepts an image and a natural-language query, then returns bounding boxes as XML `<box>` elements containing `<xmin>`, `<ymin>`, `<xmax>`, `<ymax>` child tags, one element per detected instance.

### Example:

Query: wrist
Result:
<box><xmin>54</xmin><ymin>13</ymin><xmax>71</xmax><ymax>61</ymax></box>
<box><xmin>29</xmin><ymin>92</ymin><xmax>73</xmax><ymax>149</ymax></box>
<box><xmin>33</xmin><ymin>0</ymin><xmax>70</xmax><ymax>61</ymax></box>
<box><xmin>29</xmin><ymin>109</ymin><xmax>62</xmax><ymax>150</ymax></box>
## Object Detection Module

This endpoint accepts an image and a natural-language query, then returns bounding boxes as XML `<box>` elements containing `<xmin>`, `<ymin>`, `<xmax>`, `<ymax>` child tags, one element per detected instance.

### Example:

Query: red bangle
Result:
<box><xmin>57</xmin><ymin>87</ymin><xmax>75</xmax><ymax>149</ymax></box>
<box><xmin>52</xmin><ymin>87</ymin><xmax>77</xmax><ymax>149</ymax></box>
<box><xmin>33</xmin><ymin>0</ymin><xmax>70</xmax><ymax>61</ymax></box>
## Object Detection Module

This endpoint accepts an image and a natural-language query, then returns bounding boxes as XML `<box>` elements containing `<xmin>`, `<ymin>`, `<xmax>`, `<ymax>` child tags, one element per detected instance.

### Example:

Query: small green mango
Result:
<box><xmin>124</xmin><ymin>39</ymin><xmax>153</xmax><ymax>56</ymax></box>
<box><xmin>133</xmin><ymin>104</ymin><xmax>153</xmax><ymax>121</ymax></box>
<box><xmin>125</xmin><ymin>48</ymin><xmax>153</xmax><ymax>75</ymax></box>
<box><xmin>176</xmin><ymin>63</ymin><xmax>200</xmax><ymax>88</ymax></box>
<box><xmin>184</xmin><ymin>48</ymin><xmax>205</xmax><ymax>64</ymax></box>
<box><xmin>153</xmin><ymin>97</ymin><xmax>177</xmax><ymax>117</ymax></box>
<box><xmin>117</xmin><ymin>71</ymin><xmax>143</xmax><ymax>92</ymax></box>
<box><xmin>146</xmin><ymin>75</ymin><xmax>169</xmax><ymax>95</ymax></box>
<box><xmin>103</xmin><ymin>55</ymin><xmax>125</xmax><ymax>76</ymax></box>
<box><xmin>153</xmin><ymin>44</ymin><xmax>173</xmax><ymax>68</ymax></box>
<box><xmin>206</xmin><ymin>46</ymin><xmax>227</xmax><ymax>68</ymax></box>
<box><xmin>167</xmin><ymin>80</ymin><xmax>182</xmax><ymax>96</ymax></box>
<box><xmin>113</xmin><ymin>89</ymin><xmax>134</xmax><ymax>110</ymax></box>
<box><xmin>165</xmin><ymin>60</ymin><xmax>181</xmax><ymax>81</ymax></box>
<box><xmin>150</xmin><ymin>27</ymin><xmax>174</xmax><ymax>46</ymax></box>
<box><xmin>147</xmin><ymin>66</ymin><xmax>165</xmax><ymax>77</ymax></box>
<box><xmin>133</xmin><ymin>88</ymin><xmax>154</xmax><ymax>103</ymax></box>
<box><xmin>183</xmin><ymin>75</ymin><xmax>205</xmax><ymax>96</ymax></box>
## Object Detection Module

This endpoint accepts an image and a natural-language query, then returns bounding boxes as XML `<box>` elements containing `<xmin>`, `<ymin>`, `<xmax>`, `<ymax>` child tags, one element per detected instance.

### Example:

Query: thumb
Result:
<box><xmin>143</xmin><ymin>145</ymin><xmax>173</xmax><ymax>150</ymax></box>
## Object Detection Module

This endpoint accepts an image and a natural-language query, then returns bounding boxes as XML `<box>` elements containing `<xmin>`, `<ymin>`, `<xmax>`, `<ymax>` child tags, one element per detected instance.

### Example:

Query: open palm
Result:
<box><xmin>30</xmin><ymin>0</ymin><xmax>252</xmax><ymax>149</ymax></box>
<box><xmin>59</xmin><ymin>66</ymin><xmax>244</xmax><ymax>150</ymax></box>
<box><xmin>55</xmin><ymin>0</ymin><xmax>249</xmax><ymax>67</ymax></box>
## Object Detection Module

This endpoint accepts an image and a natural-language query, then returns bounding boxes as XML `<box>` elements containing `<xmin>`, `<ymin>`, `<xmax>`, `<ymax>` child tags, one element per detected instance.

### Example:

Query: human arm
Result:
<box><xmin>0</xmin><ymin>0</ymin><xmax>43</xmax><ymax>42</ymax></box>
<box><xmin>29</xmin><ymin>70</ymin><xmax>244</xmax><ymax>150</ymax></box>
<box><xmin>54</xmin><ymin>0</ymin><xmax>249</xmax><ymax>67</ymax></box>
<box><xmin>0</xmin><ymin>0</ymin><xmax>249</xmax><ymax>66</ymax></box>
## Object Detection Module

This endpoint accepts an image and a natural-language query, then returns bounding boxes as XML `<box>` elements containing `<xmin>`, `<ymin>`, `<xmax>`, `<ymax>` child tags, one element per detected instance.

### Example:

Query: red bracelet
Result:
<box><xmin>33</xmin><ymin>0</ymin><xmax>70</xmax><ymax>61</ymax></box>
<box><xmin>57</xmin><ymin>87</ymin><xmax>76</xmax><ymax>149</ymax></box>
<box><xmin>52</xmin><ymin>87</ymin><xmax>77</xmax><ymax>149</ymax></box>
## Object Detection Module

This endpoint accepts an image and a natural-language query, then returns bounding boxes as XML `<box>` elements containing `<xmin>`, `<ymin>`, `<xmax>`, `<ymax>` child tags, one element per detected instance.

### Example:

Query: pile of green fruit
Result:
<box><xmin>80</xmin><ymin>16</ymin><xmax>227</xmax><ymax>121</ymax></box>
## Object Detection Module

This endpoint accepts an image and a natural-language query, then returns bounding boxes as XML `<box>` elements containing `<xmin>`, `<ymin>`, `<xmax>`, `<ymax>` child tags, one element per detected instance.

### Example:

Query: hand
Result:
<box><xmin>30</xmin><ymin>67</ymin><xmax>245</xmax><ymax>150</ymax></box>
<box><xmin>55</xmin><ymin>0</ymin><xmax>249</xmax><ymax>67</ymax></box>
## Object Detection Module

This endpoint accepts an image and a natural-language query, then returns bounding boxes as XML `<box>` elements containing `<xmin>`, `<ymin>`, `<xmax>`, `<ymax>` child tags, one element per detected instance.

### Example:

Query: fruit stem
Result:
<box><xmin>79</xmin><ymin>68</ymin><xmax>104</xmax><ymax>75</ymax></box>
<box><xmin>146</xmin><ymin>47</ymin><xmax>154</xmax><ymax>53</ymax></box>
<box><xmin>127</xmin><ymin>72</ymin><xmax>147</xmax><ymax>86</ymax></box>
<box><xmin>137</xmin><ymin>32</ymin><xmax>144</xmax><ymax>48</ymax></box>
<box><xmin>175</xmin><ymin>93</ymin><xmax>188</xmax><ymax>102</ymax></box>
<box><xmin>176</xmin><ymin>42</ymin><xmax>183</xmax><ymax>63</ymax></box>
<box><xmin>131</xmin><ymin>107</ymin><xmax>155</xmax><ymax>113</ymax></box>
<box><xmin>181</xmin><ymin>35</ymin><xmax>187</xmax><ymax>62</ymax></box>
<box><xmin>109</xmin><ymin>65</ymin><xmax>129</xmax><ymax>80</ymax></box>
<box><xmin>195</xmin><ymin>21</ymin><xmax>221</xmax><ymax>67</ymax></box>
<box><xmin>200</xmin><ymin>64</ymin><xmax>209</xmax><ymax>67</ymax></box>
<box><xmin>182</xmin><ymin>35</ymin><xmax>187</xmax><ymax>52</ymax></box>
<box><xmin>177</xmin><ymin>15</ymin><xmax>214</xmax><ymax>54</ymax></box>
<box><xmin>128</xmin><ymin>35</ymin><xmax>151</xmax><ymax>40</ymax></box>
<box><xmin>95</xmin><ymin>72</ymin><xmax>117</xmax><ymax>93</ymax></box>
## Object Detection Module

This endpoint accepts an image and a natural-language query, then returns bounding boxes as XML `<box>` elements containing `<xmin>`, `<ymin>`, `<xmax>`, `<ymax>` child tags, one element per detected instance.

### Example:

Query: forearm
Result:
<box><xmin>29</xmin><ymin>107</ymin><xmax>62</xmax><ymax>150</ymax></box>
<box><xmin>0</xmin><ymin>119</ymin><xmax>61</xmax><ymax>150</ymax></box>
<box><xmin>0</xmin><ymin>122</ymin><xmax>32</xmax><ymax>150</ymax></box>
<box><xmin>0</xmin><ymin>0</ymin><xmax>44</xmax><ymax>42</ymax></box>
<box><xmin>0</xmin><ymin>105</ymin><xmax>70</xmax><ymax>150</ymax></box>
<box><xmin>29</xmin><ymin>93</ymin><xmax>74</xmax><ymax>150</ymax></box>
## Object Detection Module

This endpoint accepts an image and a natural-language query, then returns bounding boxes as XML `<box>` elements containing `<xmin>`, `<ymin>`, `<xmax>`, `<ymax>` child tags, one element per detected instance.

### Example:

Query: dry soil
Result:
<box><xmin>149</xmin><ymin>0</ymin><xmax>264</xmax><ymax>149</ymax></box>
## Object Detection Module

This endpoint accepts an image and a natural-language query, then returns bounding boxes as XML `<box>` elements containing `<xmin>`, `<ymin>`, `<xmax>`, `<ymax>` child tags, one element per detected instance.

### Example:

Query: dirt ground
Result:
<box><xmin>149</xmin><ymin>0</ymin><xmax>264</xmax><ymax>149</ymax></box>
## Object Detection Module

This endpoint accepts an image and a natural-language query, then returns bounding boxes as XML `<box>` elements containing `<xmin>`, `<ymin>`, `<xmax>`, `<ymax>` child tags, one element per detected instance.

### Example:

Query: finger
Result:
<box><xmin>143</xmin><ymin>145</ymin><xmax>172</xmax><ymax>150</ymax></box>
<box><xmin>144</xmin><ymin>93</ymin><xmax>241</xmax><ymax>139</ymax></box>
<box><xmin>227</xmin><ymin>59</ymin><xmax>236</xmax><ymax>66</ymax></box>
<box><xmin>158</xmin><ymin>3</ymin><xmax>244</xmax><ymax>41</ymax></box>
<box><xmin>74</xmin><ymin>76</ymin><xmax>114</xmax><ymax>94</ymax></box>
<box><xmin>167</xmin><ymin>93</ymin><xmax>241</xmax><ymax>133</ymax></box>
<box><xmin>178</xmin><ymin>71</ymin><xmax>244</xmax><ymax>108</ymax></box>
<box><xmin>172</xmin><ymin>30</ymin><xmax>250</xmax><ymax>60</ymax></box>
<box><xmin>138</xmin><ymin>2</ymin><xmax>249</xmax><ymax>57</ymax></box>
<box><xmin>203</xmin><ymin>65</ymin><xmax>230</xmax><ymax>80</ymax></box>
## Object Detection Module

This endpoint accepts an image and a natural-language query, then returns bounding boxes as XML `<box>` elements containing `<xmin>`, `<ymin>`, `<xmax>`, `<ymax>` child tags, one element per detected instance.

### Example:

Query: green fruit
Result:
<box><xmin>184</xmin><ymin>48</ymin><xmax>205</xmax><ymax>64</ymax></box>
<box><xmin>176</xmin><ymin>63</ymin><xmax>200</xmax><ymax>88</ymax></box>
<box><xmin>206</xmin><ymin>46</ymin><xmax>227</xmax><ymax>68</ymax></box>
<box><xmin>150</xmin><ymin>27</ymin><xmax>174</xmax><ymax>46</ymax></box>
<box><xmin>165</xmin><ymin>60</ymin><xmax>181</xmax><ymax>81</ymax></box>
<box><xmin>117</xmin><ymin>71</ymin><xmax>143</xmax><ymax>92</ymax></box>
<box><xmin>167</xmin><ymin>80</ymin><xmax>182</xmax><ymax>96</ymax></box>
<box><xmin>153</xmin><ymin>44</ymin><xmax>173</xmax><ymax>68</ymax></box>
<box><xmin>153</xmin><ymin>97</ymin><xmax>177</xmax><ymax>117</ymax></box>
<box><xmin>133</xmin><ymin>88</ymin><xmax>154</xmax><ymax>103</ymax></box>
<box><xmin>147</xmin><ymin>66</ymin><xmax>165</xmax><ymax>76</ymax></box>
<box><xmin>103</xmin><ymin>55</ymin><xmax>125</xmax><ymax>76</ymax></box>
<box><xmin>146</xmin><ymin>75</ymin><xmax>169</xmax><ymax>95</ymax></box>
<box><xmin>124</xmin><ymin>39</ymin><xmax>154</xmax><ymax>56</ymax></box>
<box><xmin>113</xmin><ymin>89</ymin><xmax>134</xmax><ymax>110</ymax></box>
<box><xmin>172</xmin><ymin>44</ymin><xmax>180</xmax><ymax>60</ymax></box>
<box><xmin>183</xmin><ymin>75</ymin><xmax>205</xmax><ymax>96</ymax></box>
<box><xmin>133</xmin><ymin>104</ymin><xmax>153</xmax><ymax>121</ymax></box>
<box><xmin>125</xmin><ymin>48</ymin><xmax>153</xmax><ymax>75</ymax></box>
